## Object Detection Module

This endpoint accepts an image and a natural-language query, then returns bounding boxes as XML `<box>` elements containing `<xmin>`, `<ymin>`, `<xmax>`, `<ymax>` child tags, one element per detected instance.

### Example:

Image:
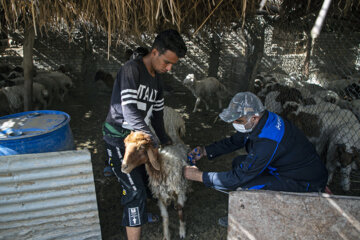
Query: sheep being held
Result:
<box><xmin>163</xmin><ymin>106</ymin><xmax>186</xmax><ymax>144</ymax></box>
<box><xmin>121</xmin><ymin>131</ymin><xmax>190</xmax><ymax>240</ymax></box>
<box><xmin>183</xmin><ymin>73</ymin><xmax>229</xmax><ymax>112</ymax></box>
<box><xmin>149</xmin><ymin>106</ymin><xmax>188</xmax><ymax>151</ymax></box>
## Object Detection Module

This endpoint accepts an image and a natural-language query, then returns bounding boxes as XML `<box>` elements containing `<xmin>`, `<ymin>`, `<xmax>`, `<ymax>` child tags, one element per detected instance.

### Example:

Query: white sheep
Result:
<box><xmin>149</xmin><ymin>106</ymin><xmax>188</xmax><ymax>149</ymax></box>
<box><xmin>163</xmin><ymin>106</ymin><xmax>186</xmax><ymax>144</ymax></box>
<box><xmin>183</xmin><ymin>73</ymin><xmax>229</xmax><ymax>112</ymax></box>
<box><xmin>254</xmin><ymin>71</ymin><xmax>344</xmax><ymax>104</ymax></box>
<box><xmin>33</xmin><ymin>75</ymin><xmax>61</xmax><ymax>106</ymax></box>
<box><xmin>121</xmin><ymin>131</ymin><xmax>190</xmax><ymax>240</ymax></box>
<box><xmin>284</xmin><ymin>100</ymin><xmax>360</xmax><ymax>191</ymax></box>
<box><xmin>2</xmin><ymin>82</ymin><xmax>49</xmax><ymax>112</ymax></box>
<box><xmin>37</xmin><ymin>71</ymin><xmax>74</xmax><ymax>101</ymax></box>
<box><xmin>257</xmin><ymin>82</ymin><xmax>305</xmax><ymax>115</ymax></box>
<box><xmin>256</xmin><ymin>81</ymin><xmax>277</xmax><ymax>99</ymax></box>
<box><xmin>319</xmin><ymin>110</ymin><xmax>360</xmax><ymax>191</ymax></box>
<box><xmin>283</xmin><ymin>99</ymin><xmax>341</xmax><ymax>117</ymax></box>
<box><xmin>2</xmin><ymin>85</ymin><xmax>24</xmax><ymax>112</ymax></box>
<box><xmin>283</xmin><ymin>100</ymin><xmax>341</xmax><ymax>155</ymax></box>
<box><xmin>7</xmin><ymin>77</ymin><xmax>52</xmax><ymax>109</ymax></box>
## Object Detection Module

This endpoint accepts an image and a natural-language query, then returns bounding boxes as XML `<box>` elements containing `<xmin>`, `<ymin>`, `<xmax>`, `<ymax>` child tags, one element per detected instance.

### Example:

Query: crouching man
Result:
<box><xmin>183</xmin><ymin>91</ymin><xmax>328</xmax><ymax>227</ymax></box>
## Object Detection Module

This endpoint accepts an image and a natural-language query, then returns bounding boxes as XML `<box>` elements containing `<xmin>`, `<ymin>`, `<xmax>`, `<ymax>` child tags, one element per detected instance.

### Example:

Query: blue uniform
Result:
<box><xmin>203</xmin><ymin>111</ymin><xmax>328</xmax><ymax>192</ymax></box>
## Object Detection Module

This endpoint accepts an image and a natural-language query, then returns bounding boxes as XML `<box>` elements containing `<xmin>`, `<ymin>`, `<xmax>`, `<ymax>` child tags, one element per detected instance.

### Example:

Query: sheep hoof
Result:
<box><xmin>179</xmin><ymin>229</ymin><xmax>186</xmax><ymax>239</ymax></box>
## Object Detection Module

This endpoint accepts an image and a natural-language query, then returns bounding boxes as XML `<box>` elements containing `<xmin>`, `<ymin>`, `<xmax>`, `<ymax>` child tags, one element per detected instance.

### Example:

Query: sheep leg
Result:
<box><xmin>176</xmin><ymin>193</ymin><xmax>186</xmax><ymax>239</ymax></box>
<box><xmin>193</xmin><ymin>97</ymin><xmax>201</xmax><ymax>112</ymax></box>
<box><xmin>326</xmin><ymin>160</ymin><xmax>337</xmax><ymax>186</ymax></box>
<box><xmin>340</xmin><ymin>163</ymin><xmax>352</xmax><ymax>191</ymax></box>
<box><xmin>352</xmin><ymin>161</ymin><xmax>358</xmax><ymax>170</ymax></box>
<box><xmin>158</xmin><ymin>199</ymin><xmax>170</xmax><ymax>240</ymax></box>
<box><xmin>218</xmin><ymin>98</ymin><xmax>222</xmax><ymax>109</ymax></box>
<box><xmin>203</xmin><ymin>99</ymin><xmax>210</xmax><ymax>110</ymax></box>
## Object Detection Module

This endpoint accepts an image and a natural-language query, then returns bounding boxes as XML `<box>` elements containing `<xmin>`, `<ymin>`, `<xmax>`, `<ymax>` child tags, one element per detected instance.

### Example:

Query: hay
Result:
<box><xmin>0</xmin><ymin>0</ymin><xmax>359</xmax><ymax>42</ymax></box>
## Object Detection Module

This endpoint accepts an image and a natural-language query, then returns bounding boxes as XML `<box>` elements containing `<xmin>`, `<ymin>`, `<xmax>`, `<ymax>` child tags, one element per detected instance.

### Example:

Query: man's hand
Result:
<box><xmin>183</xmin><ymin>166</ymin><xmax>203</xmax><ymax>182</ymax></box>
<box><xmin>187</xmin><ymin>146</ymin><xmax>206</xmax><ymax>165</ymax></box>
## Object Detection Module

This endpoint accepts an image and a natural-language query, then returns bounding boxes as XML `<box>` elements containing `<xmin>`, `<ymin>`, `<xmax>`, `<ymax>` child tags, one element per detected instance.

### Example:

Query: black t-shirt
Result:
<box><xmin>104</xmin><ymin>58</ymin><xmax>167</xmax><ymax>146</ymax></box>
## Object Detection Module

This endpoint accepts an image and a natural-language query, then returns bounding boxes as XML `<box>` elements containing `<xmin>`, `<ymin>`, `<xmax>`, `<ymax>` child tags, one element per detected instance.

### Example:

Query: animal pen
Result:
<box><xmin>1</xmin><ymin>1</ymin><xmax>360</xmax><ymax>239</ymax></box>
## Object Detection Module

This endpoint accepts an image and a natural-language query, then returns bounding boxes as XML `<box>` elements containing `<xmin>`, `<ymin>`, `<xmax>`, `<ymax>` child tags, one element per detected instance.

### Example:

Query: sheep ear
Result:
<box><xmin>147</xmin><ymin>147</ymin><xmax>160</xmax><ymax>171</ymax></box>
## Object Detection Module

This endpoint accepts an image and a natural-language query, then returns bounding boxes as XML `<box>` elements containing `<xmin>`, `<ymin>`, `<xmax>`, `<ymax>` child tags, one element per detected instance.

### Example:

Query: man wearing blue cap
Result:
<box><xmin>183</xmin><ymin>91</ymin><xmax>328</xmax><ymax>227</ymax></box>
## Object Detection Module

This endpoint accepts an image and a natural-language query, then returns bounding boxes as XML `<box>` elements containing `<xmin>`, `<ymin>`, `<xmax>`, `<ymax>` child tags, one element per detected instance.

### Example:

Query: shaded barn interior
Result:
<box><xmin>1</xmin><ymin>1</ymin><xmax>360</xmax><ymax>239</ymax></box>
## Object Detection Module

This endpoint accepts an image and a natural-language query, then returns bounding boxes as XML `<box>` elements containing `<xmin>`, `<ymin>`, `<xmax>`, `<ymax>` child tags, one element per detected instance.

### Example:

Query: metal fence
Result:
<box><xmin>252</xmin><ymin>22</ymin><xmax>360</xmax><ymax>194</ymax></box>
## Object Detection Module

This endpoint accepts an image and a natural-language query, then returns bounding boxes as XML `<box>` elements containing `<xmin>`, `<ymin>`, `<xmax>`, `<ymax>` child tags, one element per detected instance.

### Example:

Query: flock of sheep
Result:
<box><xmin>254</xmin><ymin>71</ymin><xmax>360</xmax><ymax>192</ymax></box>
<box><xmin>0</xmin><ymin>63</ymin><xmax>74</xmax><ymax>116</ymax></box>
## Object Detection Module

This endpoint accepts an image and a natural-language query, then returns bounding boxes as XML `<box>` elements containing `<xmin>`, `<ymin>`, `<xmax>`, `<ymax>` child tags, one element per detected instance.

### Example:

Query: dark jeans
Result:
<box><xmin>104</xmin><ymin>141</ymin><xmax>150</xmax><ymax>227</ymax></box>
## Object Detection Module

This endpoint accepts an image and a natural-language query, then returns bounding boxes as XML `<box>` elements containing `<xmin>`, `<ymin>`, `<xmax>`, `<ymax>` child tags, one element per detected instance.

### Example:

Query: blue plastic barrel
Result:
<box><xmin>0</xmin><ymin>110</ymin><xmax>75</xmax><ymax>156</ymax></box>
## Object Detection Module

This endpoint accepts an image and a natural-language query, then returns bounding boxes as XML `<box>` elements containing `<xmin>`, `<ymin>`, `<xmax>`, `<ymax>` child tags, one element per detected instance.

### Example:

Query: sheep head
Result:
<box><xmin>122</xmin><ymin>131</ymin><xmax>160</xmax><ymax>174</ymax></box>
<box><xmin>253</xmin><ymin>78</ymin><xmax>264</xmax><ymax>94</ymax></box>
<box><xmin>183</xmin><ymin>74</ymin><xmax>195</xmax><ymax>87</ymax></box>
<box><xmin>337</xmin><ymin>145</ymin><xmax>360</xmax><ymax>168</ymax></box>
<box><xmin>336</xmin><ymin>144</ymin><xmax>354</xmax><ymax>167</ymax></box>
<box><xmin>282</xmin><ymin>101</ymin><xmax>299</xmax><ymax>117</ymax></box>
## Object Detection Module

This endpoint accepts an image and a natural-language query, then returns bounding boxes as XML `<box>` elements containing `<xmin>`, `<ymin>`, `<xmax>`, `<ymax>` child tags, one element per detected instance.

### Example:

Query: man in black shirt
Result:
<box><xmin>103</xmin><ymin>29</ymin><xmax>187</xmax><ymax>240</ymax></box>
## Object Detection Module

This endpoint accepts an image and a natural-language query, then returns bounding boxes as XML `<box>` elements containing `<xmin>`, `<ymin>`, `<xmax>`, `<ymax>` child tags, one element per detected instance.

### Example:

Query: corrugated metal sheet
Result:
<box><xmin>0</xmin><ymin>150</ymin><xmax>102</xmax><ymax>240</ymax></box>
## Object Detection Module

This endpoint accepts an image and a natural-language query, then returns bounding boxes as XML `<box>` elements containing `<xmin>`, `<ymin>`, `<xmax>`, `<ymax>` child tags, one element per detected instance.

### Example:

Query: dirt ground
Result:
<box><xmin>54</xmin><ymin>74</ymin><xmax>360</xmax><ymax>240</ymax></box>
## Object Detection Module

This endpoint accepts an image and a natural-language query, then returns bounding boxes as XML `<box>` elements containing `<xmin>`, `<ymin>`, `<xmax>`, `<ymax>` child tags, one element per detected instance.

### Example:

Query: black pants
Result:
<box><xmin>104</xmin><ymin>141</ymin><xmax>151</xmax><ymax>227</ymax></box>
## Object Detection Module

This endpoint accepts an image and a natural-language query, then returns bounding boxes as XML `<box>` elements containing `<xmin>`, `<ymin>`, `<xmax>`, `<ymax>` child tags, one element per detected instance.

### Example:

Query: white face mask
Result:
<box><xmin>232</xmin><ymin>116</ymin><xmax>255</xmax><ymax>133</ymax></box>
<box><xmin>232</xmin><ymin>123</ymin><xmax>252</xmax><ymax>133</ymax></box>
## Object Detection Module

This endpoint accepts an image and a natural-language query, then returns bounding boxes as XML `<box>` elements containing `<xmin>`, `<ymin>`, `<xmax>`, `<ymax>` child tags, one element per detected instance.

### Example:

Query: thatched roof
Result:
<box><xmin>1</xmin><ymin>0</ymin><xmax>359</xmax><ymax>39</ymax></box>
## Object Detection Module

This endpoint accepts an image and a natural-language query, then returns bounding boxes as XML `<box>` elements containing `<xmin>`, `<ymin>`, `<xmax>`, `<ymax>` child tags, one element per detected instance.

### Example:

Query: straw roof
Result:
<box><xmin>1</xmin><ymin>0</ymin><xmax>359</xmax><ymax>39</ymax></box>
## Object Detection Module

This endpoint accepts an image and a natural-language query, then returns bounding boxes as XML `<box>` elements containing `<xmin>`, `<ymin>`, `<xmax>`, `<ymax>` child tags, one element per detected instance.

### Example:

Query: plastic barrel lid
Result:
<box><xmin>0</xmin><ymin>111</ymin><xmax>69</xmax><ymax>140</ymax></box>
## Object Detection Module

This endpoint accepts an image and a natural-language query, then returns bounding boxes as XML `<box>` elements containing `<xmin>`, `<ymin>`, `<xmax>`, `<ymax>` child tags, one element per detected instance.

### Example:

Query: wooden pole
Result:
<box><xmin>23</xmin><ymin>25</ymin><xmax>35</xmax><ymax>111</ymax></box>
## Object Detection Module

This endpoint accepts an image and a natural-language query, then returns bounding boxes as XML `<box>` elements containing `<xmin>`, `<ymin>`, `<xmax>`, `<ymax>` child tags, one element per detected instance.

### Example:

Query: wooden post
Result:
<box><xmin>208</xmin><ymin>30</ymin><xmax>221</xmax><ymax>78</ymax></box>
<box><xmin>245</xmin><ymin>21</ymin><xmax>265</xmax><ymax>92</ymax></box>
<box><xmin>23</xmin><ymin>25</ymin><xmax>35</xmax><ymax>111</ymax></box>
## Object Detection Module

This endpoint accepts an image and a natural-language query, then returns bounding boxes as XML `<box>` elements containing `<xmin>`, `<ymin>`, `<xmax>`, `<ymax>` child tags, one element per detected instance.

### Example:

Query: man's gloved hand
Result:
<box><xmin>187</xmin><ymin>146</ymin><xmax>206</xmax><ymax>165</ymax></box>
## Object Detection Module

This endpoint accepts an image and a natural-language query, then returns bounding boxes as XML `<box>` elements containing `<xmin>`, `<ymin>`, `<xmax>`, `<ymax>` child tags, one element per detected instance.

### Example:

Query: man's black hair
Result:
<box><xmin>152</xmin><ymin>29</ymin><xmax>187</xmax><ymax>58</ymax></box>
